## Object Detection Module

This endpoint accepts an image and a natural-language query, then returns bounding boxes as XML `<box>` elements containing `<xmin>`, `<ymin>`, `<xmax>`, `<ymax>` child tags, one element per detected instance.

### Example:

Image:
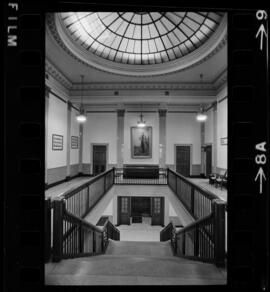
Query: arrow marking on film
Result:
<box><xmin>255</xmin><ymin>167</ymin><xmax>266</xmax><ymax>194</ymax></box>
<box><xmin>256</xmin><ymin>24</ymin><xmax>267</xmax><ymax>51</ymax></box>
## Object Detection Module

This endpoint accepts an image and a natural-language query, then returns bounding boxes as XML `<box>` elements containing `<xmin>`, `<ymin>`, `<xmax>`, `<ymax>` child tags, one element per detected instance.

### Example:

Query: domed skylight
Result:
<box><xmin>59</xmin><ymin>12</ymin><xmax>225</xmax><ymax>65</ymax></box>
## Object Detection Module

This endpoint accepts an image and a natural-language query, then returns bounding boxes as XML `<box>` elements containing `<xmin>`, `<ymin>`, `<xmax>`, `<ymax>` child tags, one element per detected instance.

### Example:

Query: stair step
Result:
<box><xmin>105</xmin><ymin>240</ymin><xmax>174</xmax><ymax>257</ymax></box>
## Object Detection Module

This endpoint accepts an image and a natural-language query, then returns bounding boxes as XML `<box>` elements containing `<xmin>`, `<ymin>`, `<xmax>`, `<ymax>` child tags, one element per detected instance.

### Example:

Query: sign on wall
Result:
<box><xmin>71</xmin><ymin>136</ymin><xmax>79</xmax><ymax>149</ymax></box>
<box><xmin>52</xmin><ymin>134</ymin><xmax>63</xmax><ymax>150</ymax></box>
<box><xmin>221</xmin><ymin>137</ymin><xmax>228</xmax><ymax>145</ymax></box>
<box><xmin>131</xmin><ymin>126</ymin><xmax>152</xmax><ymax>158</ymax></box>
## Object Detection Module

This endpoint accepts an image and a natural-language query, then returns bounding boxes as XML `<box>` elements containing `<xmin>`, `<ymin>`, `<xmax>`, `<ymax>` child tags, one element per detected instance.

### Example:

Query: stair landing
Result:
<box><xmin>45</xmin><ymin>240</ymin><xmax>227</xmax><ymax>285</ymax></box>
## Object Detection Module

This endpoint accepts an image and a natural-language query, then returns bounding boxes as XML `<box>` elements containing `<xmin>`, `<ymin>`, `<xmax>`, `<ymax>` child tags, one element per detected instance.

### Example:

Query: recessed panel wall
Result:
<box><xmin>166</xmin><ymin>112</ymin><xmax>201</xmax><ymax>174</ymax></box>
<box><xmin>83</xmin><ymin>112</ymin><xmax>117</xmax><ymax>173</ymax></box>
<box><xmin>123</xmin><ymin>112</ymin><xmax>159</xmax><ymax>164</ymax></box>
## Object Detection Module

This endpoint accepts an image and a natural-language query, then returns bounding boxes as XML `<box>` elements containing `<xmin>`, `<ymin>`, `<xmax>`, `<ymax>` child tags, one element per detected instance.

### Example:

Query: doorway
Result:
<box><xmin>92</xmin><ymin>144</ymin><xmax>107</xmax><ymax>176</ymax></box>
<box><xmin>175</xmin><ymin>145</ymin><xmax>191</xmax><ymax>177</ymax></box>
<box><xmin>205</xmin><ymin>145</ymin><xmax>212</xmax><ymax>176</ymax></box>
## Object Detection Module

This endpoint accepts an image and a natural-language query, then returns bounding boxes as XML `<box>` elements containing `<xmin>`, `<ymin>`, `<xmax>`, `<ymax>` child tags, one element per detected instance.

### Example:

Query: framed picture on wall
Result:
<box><xmin>71</xmin><ymin>136</ymin><xmax>79</xmax><ymax>149</ymax></box>
<box><xmin>131</xmin><ymin>126</ymin><xmax>152</xmax><ymax>158</ymax></box>
<box><xmin>221</xmin><ymin>137</ymin><xmax>228</xmax><ymax>145</ymax></box>
<box><xmin>52</xmin><ymin>134</ymin><xmax>63</xmax><ymax>150</ymax></box>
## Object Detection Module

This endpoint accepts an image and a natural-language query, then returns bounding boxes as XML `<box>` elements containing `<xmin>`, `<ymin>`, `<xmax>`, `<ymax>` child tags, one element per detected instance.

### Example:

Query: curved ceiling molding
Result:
<box><xmin>46</xmin><ymin>12</ymin><xmax>227</xmax><ymax>77</ymax></box>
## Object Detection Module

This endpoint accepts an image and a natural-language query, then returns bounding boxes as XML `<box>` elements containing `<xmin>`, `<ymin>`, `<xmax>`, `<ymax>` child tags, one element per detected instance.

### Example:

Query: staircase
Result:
<box><xmin>45</xmin><ymin>240</ymin><xmax>226</xmax><ymax>285</ymax></box>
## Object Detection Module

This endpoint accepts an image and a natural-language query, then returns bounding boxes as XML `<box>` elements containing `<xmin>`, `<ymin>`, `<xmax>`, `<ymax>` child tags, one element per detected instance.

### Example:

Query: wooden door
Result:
<box><xmin>92</xmin><ymin>145</ymin><xmax>107</xmax><ymax>176</ymax></box>
<box><xmin>151</xmin><ymin>197</ymin><xmax>164</xmax><ymax>226</ymax></box>
<box><xmin>118</xmin><ymin>196</ymin><xmax>130</xmax><ymax>225</ymax></box>
<box><xmin>176</xmin><ymin>145</ymin><xmax>191</xmax><ymax>177</ymax></box>
<box><xmin>205</xmin><ymin>145</ymin><xmax>212</xmax><ymax>176</ymax></box>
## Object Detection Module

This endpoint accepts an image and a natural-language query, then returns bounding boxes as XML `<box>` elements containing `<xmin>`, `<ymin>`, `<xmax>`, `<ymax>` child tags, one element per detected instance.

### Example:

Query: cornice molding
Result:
<box><xmin>70</xmin><ymin>82</ymin><xmax>215</xmax><ymax>91</ymax></box>
<box><xmin>46</xmin><ymin>13</ymin><xmax>227</xmax><ymax>78</ymax></box>
<box><xmin>45</xmin><ymin>58</ymin><xmax>73</xmax><ymax>90</ymax></box>
<box><xmin>213</xmin><ymin>68</ymin><xmax>227</xmax><ymax>91</ymax></box>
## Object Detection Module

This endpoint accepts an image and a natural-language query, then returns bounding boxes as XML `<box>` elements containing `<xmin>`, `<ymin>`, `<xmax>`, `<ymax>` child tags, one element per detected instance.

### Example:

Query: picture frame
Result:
<box><xmin>71</xmin><ymin>136</ymin><xmax>79</xmax><ymax>149</ymax></box>
<box><xmin>52</xmin><ymin>134</ymin><xmax>63</xmax><ymax>150</ymax></box>
<box><xmin>131</xmin><ymin>126</ymin><xmax>152</xmax><ymax>158</ymax></box>
<box><xmin>221</xmin><ymin>137</ymin><xmax>228</xmax><ymax>145</ymax></box>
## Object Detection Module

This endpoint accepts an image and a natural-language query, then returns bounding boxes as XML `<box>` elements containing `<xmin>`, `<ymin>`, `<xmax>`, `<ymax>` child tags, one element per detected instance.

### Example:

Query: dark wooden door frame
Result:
<box><xmin>91</xmin><ymin>143</ymin><xmax>108</xmax><ymax>175</ymax></box>
<box><xmin>117</xmin><ymin>196</ymin><xmax>131</xmax><ymax>225</ymax></box>
<box><xmin>174</xmin><ymin>144</ymin><xmax>192</xmax><ymax>176</ymax></box>
<box><xmin>204</xmin><ymin>143</ymin><xmax>212</xmax><ymax>176</ymax></box>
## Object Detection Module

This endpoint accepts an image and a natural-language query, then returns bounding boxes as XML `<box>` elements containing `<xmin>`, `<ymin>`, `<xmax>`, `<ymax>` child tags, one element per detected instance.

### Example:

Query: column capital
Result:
<box><xmin>158</xmin><ymin>109</ymin><xmax>167</xmax><ymax>117</ymax></box>
<box><xmin>117</xmin><ymin>109</ymin><xmax>125</xmax><ymax>117</ymax></box>
<box><xmin>67</xmin><ymin>101</ymin><xmax>72</xmax><ymax>110</ymax></box>
<box><xmin>45</xmin><ymin>85</ymin><xmax>51</xmax><ymax>98</ymax></box>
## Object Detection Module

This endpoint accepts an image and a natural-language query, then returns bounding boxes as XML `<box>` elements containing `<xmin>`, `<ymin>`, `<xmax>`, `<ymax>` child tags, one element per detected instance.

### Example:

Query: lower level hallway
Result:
<box><xmin>45</xmin><ymin>240</ymin><xmax>227</xmax><ymax>285</ymax></box>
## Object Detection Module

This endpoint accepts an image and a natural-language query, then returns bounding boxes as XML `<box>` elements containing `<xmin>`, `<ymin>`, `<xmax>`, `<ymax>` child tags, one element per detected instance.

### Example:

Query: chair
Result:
<box><xmin>209</xmin><ymin>173</ymin><xmax>217</xmax><ymax>185</ymax></box>
<box><xmin>215</xmin><ymin>170</ymin><xmax>227</xmax><ymax>190</ymax></box>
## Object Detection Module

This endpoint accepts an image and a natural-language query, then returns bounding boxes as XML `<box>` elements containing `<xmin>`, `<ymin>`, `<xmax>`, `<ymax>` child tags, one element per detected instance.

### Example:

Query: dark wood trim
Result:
<box><xmin>167</xmin><ymin>111</ymin><xmax>197</xmax><ymax>113</ymax></box>
<box><xmin>49</xmin><ymin>89</ymin><xmax>67</xmax><ymax>104</ymax></box>
<box><xmin>218</xmin><ymin>95</ymin><xmax>227</xmax><ymax>104</ymax></box>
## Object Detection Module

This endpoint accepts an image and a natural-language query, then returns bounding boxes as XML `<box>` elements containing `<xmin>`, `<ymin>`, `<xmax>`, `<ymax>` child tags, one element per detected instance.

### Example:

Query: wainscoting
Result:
<box><xmin>47</xmin><ymin>166</ymin><xmax>67</xmax><ymax>185</ymax></box>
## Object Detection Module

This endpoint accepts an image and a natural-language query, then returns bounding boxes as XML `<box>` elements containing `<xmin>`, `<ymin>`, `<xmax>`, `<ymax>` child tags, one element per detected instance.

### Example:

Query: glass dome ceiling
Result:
<box><xmin>59</xmin><ymin>12</ymin><xmax>225</xmax><ymax>65</ymax></box>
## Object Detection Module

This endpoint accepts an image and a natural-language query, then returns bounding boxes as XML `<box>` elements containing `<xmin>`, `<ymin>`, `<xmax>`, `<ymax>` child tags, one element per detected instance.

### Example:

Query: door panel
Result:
<box><xmin>151</xmin><ymin>197</ymin><xmax>164</xmax><ymax>226</ymax></box>
<box><xmin>118</xmin><ymin>197</ymin><xmax>130</xmax><ymax>225</ymax></box>
<box><xmin>176</xmin><ymin>146</ymin><xmax>191</xmax><ymax>177</ymax></box>
<box><xmin>93</xmin><ymin>145</ymin><xmax>107</xmax><ymax>176</ymax></box>
<box><xmin>205</xmin><ymin>145</ymin><xmax>212</xmax><ymax>176</ymax></box>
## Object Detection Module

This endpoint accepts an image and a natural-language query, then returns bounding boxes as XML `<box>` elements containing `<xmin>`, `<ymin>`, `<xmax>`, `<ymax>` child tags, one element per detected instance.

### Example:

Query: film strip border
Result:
<box><xmin>3</xmin><ymin>2</ymin><xmax>269</xmax><ymax>291</ymax></box>
<box><xmin>228</xmin><ymin>10</ymin><xmax>269</xmax><ymax>291</ymax></box>
<box><xmin>4</xmin><ymin>1</ymin><xmax>45</xmax><ymax>289</ymax></box>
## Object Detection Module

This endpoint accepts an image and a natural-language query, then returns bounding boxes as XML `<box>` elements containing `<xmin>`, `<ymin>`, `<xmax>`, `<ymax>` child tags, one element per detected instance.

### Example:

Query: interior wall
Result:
<box><xmin>82</xmin><ymin>112</ymin><xmax>117</xmax><ymax>172</ymax></box>
<box><xmin>217</xmin><ymin>89</ymin><xmax>227</xmax><ymax>171</ymax></box>
<box><xmin>166</xmin><ymin>112</ymin><xmax>201</xmax><ymax>174</ymax></box>
<box><xmin>123</xmin><ymin>112</ymin><xmax>159</xmax><ymax>165</ymax></box>
<box><xmin>205</xmin><ymin>108</ymin><xmax>214</xmax><ymax>144</ymax></box>
<box><xmin>47</xmin><ymin>91</ymin><xmax>68</xmax><ymax>184</ymax></box>
<box><xmin>70</xmin><ymin>107</ymin><xmax>80</xmax><ymax>175</ymax></box>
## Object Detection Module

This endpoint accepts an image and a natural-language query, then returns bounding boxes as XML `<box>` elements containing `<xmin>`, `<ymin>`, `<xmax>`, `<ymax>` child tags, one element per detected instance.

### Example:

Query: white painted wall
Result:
<box><xmin>166</xmin><ymin>113</ymin><xmax>201</xmax><ymax>166</ymax></box>
<box><xmin>70</xmin><ymin>107</ymin><xmax>80</xmax><ymax>165</ymax></box>
<box><xmin>82</xmin><ymin>112</ymin><xmax>117</xmax><ymax>166</ymax></box>
<box><xmin>47</xmin><ymin>92</ymin><xmax>67</xmax><ymax>168</ymax></box>
<box><xmin>123</xmin><ymin>112</ymin><xmax>159</xmax><ymax>164</ymax></box>
<box><xmin>217</xmin><ymin>96</ymin><xmax>227</xmax><ymax>170</ymax></box>
<box><xmin>205</xmin><ymin>108</ymin><xmax>214</xmax><ymax>144</ymax></box>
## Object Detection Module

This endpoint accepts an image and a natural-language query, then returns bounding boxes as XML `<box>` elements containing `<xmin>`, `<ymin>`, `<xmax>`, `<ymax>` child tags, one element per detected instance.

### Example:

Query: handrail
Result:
<box><xmin>61</xmin><ymin>169</ymin><xmax>114</xmax><ymax>200</ymax></box>
<box><xmin>168</xmin><ymin>168</ymin><xmax>219</xmax><ymax>201</ymax></box>
<box><xmin>167</xmin><ymin>168</ymin><xmax>222</xmax><ymax>220</ymax></box>
<box><xmin>52</xmin><ymin>199</ymin><xmax>120</xmax><ymax>262</ymax></box>
<box><xmin>160</xmin><ymin>199</ymin><xmax>226</xmax><ymax>267</ymax></box>
<box><xmin>175</xmin><ymin>213</ymin><xmax>213</xmax><ymax>235</ymax></box>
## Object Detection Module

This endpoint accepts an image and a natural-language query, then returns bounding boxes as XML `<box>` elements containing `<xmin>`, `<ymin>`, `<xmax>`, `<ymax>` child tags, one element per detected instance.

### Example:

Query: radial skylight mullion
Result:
<box><xmin>178</xmin><ymin>22</ymin><xmax>198</xmax><ymax>49</ymax></box>
<box><xmin>196</xmin><ymin>12</ymin><xmax>219</xmax><ymax>25</ymax></box>
<box><xmin>85</xmin><ymin>13</ymin><xmax>122</xmax><ymax>50</ymax></box>
<box><xmin>148</xmin><ymin>13</ymin><xmax>170</xmax><ymax>60</ymax></box>
<box><xmin>65</xmin><ymin>13</ymin><xmax>95</xmax><ymax>28</ymax></box>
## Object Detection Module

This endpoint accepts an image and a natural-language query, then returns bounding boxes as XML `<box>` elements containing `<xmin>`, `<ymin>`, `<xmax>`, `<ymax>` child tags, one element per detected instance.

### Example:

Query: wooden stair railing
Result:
<box><xmin>52</xmin><ymin>199</ymin><xmax>120</xmax><ymax>262</ymax></box>
<box><xmin>160</xmin><ymin>199</ymin><xmax>226</xmax><ymax>267</ymax></box>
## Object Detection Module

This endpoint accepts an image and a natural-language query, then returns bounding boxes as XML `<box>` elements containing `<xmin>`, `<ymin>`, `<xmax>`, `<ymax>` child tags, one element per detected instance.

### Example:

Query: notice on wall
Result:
<box><xmin>71</xmin><ymin>135</ymin><xmax>79</xmax><ymax>149</ymax></box>
<box><xmin>52</xmin><ymin>134</ymin><xmax>63</xmax><ymax>150</ymax></box>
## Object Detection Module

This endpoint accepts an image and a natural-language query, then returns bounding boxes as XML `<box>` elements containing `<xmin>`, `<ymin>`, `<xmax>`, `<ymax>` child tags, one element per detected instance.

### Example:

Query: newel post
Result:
<box><xmin>52</xmin><ymin>198</ymin><xmax>65</xmax><ymax>262</ymax></box>
<box><xmin>213</xmin><ymin>199</ymin><xmax>226</xmax><ymax>267</ymax></box>
<box><xmin>44</xmin><ymin>198</ymin><xmax>51</xmax><ymax>262</ymax></box>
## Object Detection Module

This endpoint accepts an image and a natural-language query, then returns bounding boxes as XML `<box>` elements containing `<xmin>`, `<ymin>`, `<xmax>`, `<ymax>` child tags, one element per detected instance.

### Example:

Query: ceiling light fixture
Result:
<box><xmin>76</xmin><ymin>75</ymin><xmax>87</xmax><ymax>123</ymax></box>
<box><xmin>196</xmin><ymin>105</ymin><xmax>207</xmax><ymax>122</ymax></box>
<box><xmin>137</xmin><ymin>106</ymin><xmax>146</xmax><ymax>127</ymax></box>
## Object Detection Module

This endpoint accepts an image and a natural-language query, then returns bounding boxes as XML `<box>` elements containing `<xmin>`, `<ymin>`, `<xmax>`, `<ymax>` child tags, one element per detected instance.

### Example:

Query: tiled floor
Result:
<box><xmin>45</xmin><ymin>240</ymin><xmax>227</xmax><ymax>285</ymax></box>
<box><xmin>189</xmin><ymin>178</ymin><xmax>227</xmax><ymax>202</ymax></box>
<box><xmin>117</xmin><ymin>222</ymin><xmax>163</xmax><ymax>241</ymax></box>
